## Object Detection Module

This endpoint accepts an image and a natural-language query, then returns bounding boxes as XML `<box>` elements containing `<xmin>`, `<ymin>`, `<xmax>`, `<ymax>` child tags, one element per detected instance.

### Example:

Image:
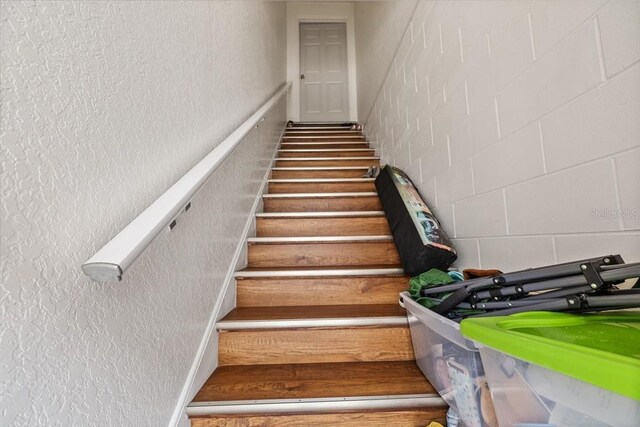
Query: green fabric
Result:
<box><xmin>461</xmin><ymin>311</ymin><xmax>640</xmax><ymax>400</ymax></box>
<box><xmin>408</xmin><ymin>268</ymin><xmax>455</xmax><ymax>308</ymax></box>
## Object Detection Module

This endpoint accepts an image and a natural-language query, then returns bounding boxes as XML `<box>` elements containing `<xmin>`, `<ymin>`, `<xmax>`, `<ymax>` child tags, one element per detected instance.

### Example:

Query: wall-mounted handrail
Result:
<box><xmin>82</xmin><ymin>82</ymin><xmax>292</xmax><ymax>282</ymax></box>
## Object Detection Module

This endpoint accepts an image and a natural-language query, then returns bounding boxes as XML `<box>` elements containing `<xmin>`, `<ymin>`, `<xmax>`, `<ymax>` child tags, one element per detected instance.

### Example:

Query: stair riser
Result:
<box><xmin>236</xmin><ymin>276</ymin><xmax>409</xmax><ymax>307</ymax></box>
<box><xmin>281</xmin><ymin>143</ymin><xmax>370</xmax><ymax>149</ymax></box>
<box><xmin>285</xmin><ymin>131</ymin><xmax>362</xmax><ymax>136</ymax></box>
<box><xmin>268</xmin><ymin>181</ymin><xmax>375</xmax><ymax>193</ymax></box>
<box><xmin>287</xmin><ymin>123</ymin><xmax>351</xmax><ymax>131</ymax></box>
<box><xmin>264</xmin><ymin>196</ymin><xmax>382</xmax><ymax>212</ymax></box>
<box><xmin>190</xmin><ymin>409</ymin><xmax>448</xmax><ymax>427</ymax></box>
<box><xmin>290</xmin><ymin>124</ymin><xmax>352</xmax><ymax>128</ymax></box>
<box><xmin>278</xmin><ymin>150</ymin><xmax>375</xmax><ymax>158</ymax></box>
<box><xmin>248</xmin><ymin>242</ymin><xmax>400</xmax><ymax>268</ymax></box>
<box><xmin>275</xmin><ymin>159</ymin><xmax>380</xmax><ymax>167</ymax></box>
<box><xmin>256</xmin><ymin>216</ymin><xmax>390</xmax><ymax>236</ymax></box>
<box><xmin>218</xmin><ymin>326</ymin><xmax>414</xmax><ymax>366</ymax></box>
<box><xmin>271</xmin><ymin>169</ymin><xmax>368</xmax><ymax>179</ymax></box>
<box><xmin>283</xmin><ymin>136</ymin><xmax>366</xmax><ymax>142</ymax></box>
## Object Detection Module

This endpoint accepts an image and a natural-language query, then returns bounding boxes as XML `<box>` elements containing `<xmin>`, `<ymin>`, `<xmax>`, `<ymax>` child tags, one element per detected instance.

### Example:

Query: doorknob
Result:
<box><xmin>300</xmin><ymin>74</ymin><xmax>305</xmax><ymax>79</ymax></box>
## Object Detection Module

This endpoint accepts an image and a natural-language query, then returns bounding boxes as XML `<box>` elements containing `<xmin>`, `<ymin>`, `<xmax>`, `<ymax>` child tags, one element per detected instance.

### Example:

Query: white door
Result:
<box><xmin>300</xmin><ymin>23</ymin><xmax>349</xmax><ymax>122</ymax></box>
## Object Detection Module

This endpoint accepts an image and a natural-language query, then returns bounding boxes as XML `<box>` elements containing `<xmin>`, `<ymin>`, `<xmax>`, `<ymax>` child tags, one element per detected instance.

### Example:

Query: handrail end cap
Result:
<box><xmin>82</xmin><ymin>262</ymin><xmax>123</xmax><ymax>282</ymax></box>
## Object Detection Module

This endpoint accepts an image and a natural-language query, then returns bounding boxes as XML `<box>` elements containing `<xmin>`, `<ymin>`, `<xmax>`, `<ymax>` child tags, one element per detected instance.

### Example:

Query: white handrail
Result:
<box><xmin>82</xmin><ymin>82</ymin><xmax>292</xmax><ymax>282</ymax></box>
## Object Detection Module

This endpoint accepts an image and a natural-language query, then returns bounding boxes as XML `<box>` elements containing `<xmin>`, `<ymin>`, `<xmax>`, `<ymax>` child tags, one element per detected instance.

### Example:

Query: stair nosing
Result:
<box><xmin>283</xmin><ymin>136</ymin><xmax>365</xmax><ymax>139</ymax></box>
<box><xmin>278</xmin><ymin>149</ymin><xmax>373</xmax><ymax>152</ymax></box>
<box><xmin>263</xmin><ymin>192</ymin><xmax>377</xmax><ymax>198</ymax></box>
<box><xmin>284</xmin><ymin>131</ymin><xmax>362</xmax><ymax>134</ymax></box>
<box><xmin>280</xmin><ymin>143</ymin><xmax>374</xmax><ymax>146</ymax></box>
<box><xmin>217</xmin><ymin>316</ymin><xmax>408</xmax><ymax>330</ymax></box>
<box><xmin>281</xmin><ymin>141</ymin><xmax>369</xmax><ymax>145</ymax></box>
<box><xmin>268</xmin><ymin>178</ymin><xmax>375</xmax><ymax>183</ymax></box>
<box><xmin>186</xmin><ymin>394</ymin><xmax>445</xmax><ymax>415</ymax></box>
<box><xmin>286</xmin><ymin>126</ymin><xmax>352</xmax><ymax>132</ymax></box>
<box><xmin>247</xmin><ymin>235</ymin><xmax>393</xmax><ymax>243</ymax></box>
<box><xmin>288</xmin><ymin>125</ymin><xmax>353</xmax><ymax>126</ymax></box>
<box><xmin>234</xmin><ymin>267</ymin><xmax>405</xmax><ymax>278</ymax></box>
<box><xmin>255</xmin><ymin>211</ymin><xmax>384</xmax><ymax>218</ymax></box>
<box><xmin>275</xmin><ymin>157</ymin><xmax>380</xmax><ymax>161</ymax></box>
<box><xmin>271</xmin><ymin>166</ymin><xmax>370</xmax><ymax>170</ymax></box>
<box><xmin>285</xmin><ymin>128</ymin><xmax>361</xmax><ymax>130</ymax></box>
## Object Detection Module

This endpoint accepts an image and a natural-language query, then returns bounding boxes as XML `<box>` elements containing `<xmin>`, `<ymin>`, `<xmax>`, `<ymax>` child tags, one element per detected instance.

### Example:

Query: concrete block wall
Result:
<box><xmin>354</xmin><ymin>0</ymin><xmax>417</xmax><ymax>121</ymax></box>
<box><xmin>360</xmin><ymin>0</ymin><xmax>640</xmax><ymax>271</ymax></box>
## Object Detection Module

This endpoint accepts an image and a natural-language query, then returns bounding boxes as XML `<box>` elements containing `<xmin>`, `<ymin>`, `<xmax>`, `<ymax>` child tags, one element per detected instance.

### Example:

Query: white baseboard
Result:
<box><xmin>168</xmin><ymin>123</ymin><xmax>286</xmax><ymax>427</ymax></box>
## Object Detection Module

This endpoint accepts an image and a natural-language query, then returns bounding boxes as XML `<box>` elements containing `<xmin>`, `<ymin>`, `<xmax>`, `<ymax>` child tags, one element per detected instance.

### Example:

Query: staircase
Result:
<box><xmin>187</xmin><ymin>123</ymin><xmax>447</xmax><ymax>426</ymax></box>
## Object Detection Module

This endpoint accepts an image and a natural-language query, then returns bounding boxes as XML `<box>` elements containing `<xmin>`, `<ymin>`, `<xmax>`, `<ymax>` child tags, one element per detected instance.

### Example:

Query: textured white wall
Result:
<box><xmin>361</xmin><ymin>0</ymin><xmax>640</xmax><ymax>271</ymax></box>
<box><xmin>355</xmin><ymin>0</ymin><xmax>417</xmax><ymax>121</ymax></box>
<box><xmin>0</xmin><ymin>1</ymin><xmax>286</xmax><ymax>426</ymax></box>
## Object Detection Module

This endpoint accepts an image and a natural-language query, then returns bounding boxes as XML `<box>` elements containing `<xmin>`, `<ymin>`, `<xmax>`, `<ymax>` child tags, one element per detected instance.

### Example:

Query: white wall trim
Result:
<box><xmin>168</xmin><ymin>121</ymin><xmax>287</xmax><ymax>427</ymax></box>
<box><xmin>287</xmin><ymin>2</ymin><xmax>358</xmax><ymax>122</ymax></box>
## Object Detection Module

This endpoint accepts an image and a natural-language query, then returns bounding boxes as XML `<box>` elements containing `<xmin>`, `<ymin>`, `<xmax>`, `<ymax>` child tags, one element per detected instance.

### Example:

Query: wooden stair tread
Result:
<box><xmin>189</xmin><ymin>408</ymin><xmax>448</xmax><ymax>427</ymax></box>
<box><xmin>222</xmin><ymin>304</ymin><xmax>406</xmax><ymax>322</ymax></box>
<box><xmin>192</xmin><ymin>361</ymin><xmax>435</xmax><ymax>402</ymax></box>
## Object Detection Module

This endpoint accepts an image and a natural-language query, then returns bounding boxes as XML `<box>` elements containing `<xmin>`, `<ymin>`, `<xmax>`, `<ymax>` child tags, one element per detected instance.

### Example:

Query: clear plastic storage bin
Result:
<box><xmin>400</xmin><ymin>292</ymin><xmax>497</xmax><ymax>427</ymax></box>
<box><xmin>461</xmin><ymin>311</ymin><xmax>640</xmax><ymax>427</ymax></box>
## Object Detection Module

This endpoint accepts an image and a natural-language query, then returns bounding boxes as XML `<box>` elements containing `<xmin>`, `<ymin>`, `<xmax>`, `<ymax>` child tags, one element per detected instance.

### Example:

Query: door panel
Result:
<box><xmin>306</xmin><ymin>44</ymin><xmax>322</xmax><ymax>72</ymax></box>
<box><xmin>300</xmin><ymin>23</ymin><xmax>349</xmax><ymax>122</ymax></box>
<box><xmin>325</xmin><ymin>44</ymin><xmax>342</xmax><ymax>72</ymax></box>
<box><xmin>305</xmin><ymin>83</ymin><xmax>322</xmax><ymax>113</ymax></box>
<box><xmin>327</xmin><ymin>82</ymin><xmax>344</xmax><ymax>112</ymax></box>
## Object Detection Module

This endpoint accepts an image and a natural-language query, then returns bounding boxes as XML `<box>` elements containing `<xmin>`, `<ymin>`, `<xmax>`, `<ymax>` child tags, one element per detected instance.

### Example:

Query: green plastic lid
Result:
<box><xmin>460</xmin><ymin>311</ymin><xmax>640</xmax><ymax>400</ymax></box>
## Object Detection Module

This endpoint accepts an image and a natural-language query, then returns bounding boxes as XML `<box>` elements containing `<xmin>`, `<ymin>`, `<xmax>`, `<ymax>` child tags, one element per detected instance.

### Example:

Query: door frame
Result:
<box><xmin>286</xmin><ymin>3</ymin><xmax>358</xmax><ymax>122</ymax></box>
<box><xmin>299</xmin><ymin>22</ymin><xmax>350</xmax><ymax>122</ymax></box>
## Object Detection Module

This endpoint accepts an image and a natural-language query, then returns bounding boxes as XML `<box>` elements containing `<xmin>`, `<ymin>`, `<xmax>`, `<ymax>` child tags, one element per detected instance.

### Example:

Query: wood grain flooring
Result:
<box><xmin>193</xmin><ymin>361</ymin><xmax>435</xmax><ymax>402</ymax></box>
<box><xmin>218</xmin><ymin>325</ymin><xmax>414</xmax><ymax>366</ymax></box>
<box><xmin>284</xmin><ymin>131</ymin><xmax>363</xmax><ymax>136</ymax></box>
<box><xmin>236</xmin><ymin>275</ymin><xmax>409</xmax><ymax>307</ymax></box>
<box><xmin>221</xmin><ymin>304</ymin><xmax>406</xmax><ymax>322</ymax></box>
<box><xmin>278</xmin><ymin>150</ymin><xmax>375</xmax><ymax>158</ymax></box>
<box><xmin>283</xmin><ymin>136</ymin><xmax>366</xmax><ymax>142</ymax></box>
<box><xmin>275</xmin><ymin>158</ymin><xmax>380</xmax><ymax>168</ymax></box>
<box><xmin>270</xmin><ymin>168</ymin><xmax>369</xmax><ymax>179</ymax></box>
<box><xmin>189</xmin><ymin>123</ymin><xmax>445</xmax><ymax>424</ymax></box>
<box><xmin>267</xmin><ymin>181</ymin><xmax>375</xmax><ymax>193</ymax></box>
<box><xmin>256</xmin><ymin>215</ymin><xmax>390</xmax><ymax>237</ymax></box>
<box><xmin>263</xmin><ymin>195</ymin><xmax>382</xmax><ymax>212</ymax></box>
<box><xmin>190</xmin><ymin>408</ymin><xmax>448</xmax><ymax>427</ymax></box>
<box><xmin>281</xmin><ymin>142</ymin><xmax>370</xmax><ymax>149</ymax></box>
<box><xmin>247</xmin><ymin>241</ymin><xmax>401</xmax><ymax>268</ymax></box>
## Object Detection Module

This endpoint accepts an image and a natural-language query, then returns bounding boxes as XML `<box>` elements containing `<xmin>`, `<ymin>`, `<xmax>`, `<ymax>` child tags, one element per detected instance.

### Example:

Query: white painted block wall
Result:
<box><xmin>358</xmin><ymin>0</ymin><xmax>640</xmax><ymax>271</ymax></box>
<box><xmin>0</xmin><ymin>1</ymin><xmax>286</xmax><ymax>425</ymax></box>
<box><xmin>355</xmin><ymin>0</ymin><xmax>418</xmax><ymax>121</ymax></box>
